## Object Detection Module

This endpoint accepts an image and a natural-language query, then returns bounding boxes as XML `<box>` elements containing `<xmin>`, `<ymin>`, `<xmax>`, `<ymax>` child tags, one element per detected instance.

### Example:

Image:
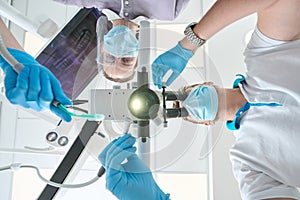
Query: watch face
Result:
<box><xmin>189</xmin><ymin>23</ymin><xmax>197</xmax><ymax>29</ymax></box>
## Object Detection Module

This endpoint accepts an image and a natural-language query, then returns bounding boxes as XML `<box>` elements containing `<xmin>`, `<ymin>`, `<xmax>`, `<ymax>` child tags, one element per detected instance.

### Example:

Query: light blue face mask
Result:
<box><xmin>104</xmin><ymin>25</ymin><xmax>139</xmax><ymax>57</ymax></box>
<box><xmin>183</xmin><ymin>85</ymin><xmax>218</xmax><ymax>121</ymax></box>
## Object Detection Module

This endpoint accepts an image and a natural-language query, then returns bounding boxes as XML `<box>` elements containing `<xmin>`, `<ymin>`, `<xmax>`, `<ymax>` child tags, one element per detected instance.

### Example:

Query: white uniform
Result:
<box><xmin>230</xmin><ymin>27</ymin><xmax>300</xmax><ymax>200</ymax></box>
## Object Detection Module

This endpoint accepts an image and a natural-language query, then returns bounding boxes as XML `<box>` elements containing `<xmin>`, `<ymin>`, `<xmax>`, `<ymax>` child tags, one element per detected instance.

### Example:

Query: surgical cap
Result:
<box><xmin>104</xmin><ymin>25</ymin><xmax>138</xmax><ymax>57</ymax></box>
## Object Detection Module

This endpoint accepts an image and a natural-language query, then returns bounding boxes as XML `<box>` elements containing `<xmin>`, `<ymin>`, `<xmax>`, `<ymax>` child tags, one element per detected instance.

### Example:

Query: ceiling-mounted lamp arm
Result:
<box><xmin>0</xmin><ymin>1</ymin><xmax>58</xmax><ymax>39</ymax></box>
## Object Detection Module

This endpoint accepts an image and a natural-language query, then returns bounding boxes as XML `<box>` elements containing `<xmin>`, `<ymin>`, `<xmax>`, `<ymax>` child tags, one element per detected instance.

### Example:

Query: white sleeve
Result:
<box><xmin>232</xmin><ymin>160</ymin><xmax>300</xmax><ymax>200</ymax></box>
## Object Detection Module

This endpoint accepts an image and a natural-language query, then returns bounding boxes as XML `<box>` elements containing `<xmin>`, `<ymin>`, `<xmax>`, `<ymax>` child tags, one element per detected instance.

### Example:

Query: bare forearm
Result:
<box><xmin>194</xmin><ymin>0</ymin><xmax>277</xmax><ymax>40</ymax></box>
<box><xmin>180</xmin><ymin>0</ymin><xmax>278</xmax><ymax>51</ymax></box>
<box><xmin>0</xmin><ymin>18</ymin><xmax>23</xmax><ymax>50</ymax></box>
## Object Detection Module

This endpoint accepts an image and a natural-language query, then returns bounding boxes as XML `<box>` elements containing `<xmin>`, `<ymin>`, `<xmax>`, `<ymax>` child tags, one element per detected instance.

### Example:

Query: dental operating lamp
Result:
<box><xmin>89</xmin><ymin>82</ymin><xmax>189</xmax><ymax>125</ymax></box>
<box><xmin>89</xmin><ymin>82</ymin><xmax>189</xmax><ymax>130</ymax></box>
<box><xmin>127</xmin><ymin>85</ymin><xmax>189</xmax><ymax>122</ymax></box>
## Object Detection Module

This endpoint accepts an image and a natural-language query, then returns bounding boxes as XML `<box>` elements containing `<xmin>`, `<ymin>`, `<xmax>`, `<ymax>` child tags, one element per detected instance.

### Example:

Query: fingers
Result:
<box><xmin>152</xmin><ymin>65</ymin><xmax>169</xmax><ymax>89</ymax></box>
<box><xmin>152</xmin><ymin>61</ymin><xmax>163</xmax><ymax>89</ymax></box>
<box><xmin>50</xmin><ymin>105</ymin><xmax>72</xmax><ymax>122</ymax></box>
<box><xmin>107</xmin><ymin>146</ymin><xmax>137</xmax><ymax>171</ymax></box>
<box><xmin>98</xmin><ymin>136</ymin><xmax>125</xmax><ymax>167</ymax></box>
<box><xmin>106</xmin><ymin>135</ymin><xmax>136</xmax><ymax>167</ymax></box>
<box><xmin>4</xmin><ymin>67</ymin><xmax>29</xmax><ymax>108</ymax></box>
<box><xmin>203</xmin><ymin>81</ymin><xmax>214</xmax><ymax>85</ymax></box>
<box><xmin>98</xmin><ymin>134</ymin><xmax>137</xmax><ymax>192</ymax></box>
<box><xmin>98</xmin><ymin>134</ymin><xmax>136</xmax><ymax>169</ymax></box>
<box><xmin>172</xmin><ymin>100</ymin><xmax>180</xmax><ymax>109</ymax></box>
<box><xmin>166</xmin><ymin>71</ymin><xmax>179</xmax><ymax>86</ymax></box>
<box><xmin>5</xmin><ymin>66</ymin><xmax>51</xmax><ymax>111</ymax></box>
<box><xmin>151</xmin><ymin>66</ymin><xmax>160</xmax><ymax>88</ymax></box>
<box><xmin>122</xmin><ymin>154</ymin><xmax>151</xmax><ymax>173</ymax></box>
<box><xmin>17</xmin><ymin>67</ymin><xmax>30</xmax><ymax>93</ymax></box>
<box><xmin>105</xmin><ymin>146</ymin><xmax>137</xmax><ymax>191</ymax></box>
<box><xmin>152</xmin><ymin>51</ymin><xmax>188</xmax><ymax>88</ymax></box>
<box><xmin>39</xmin><ymin>71</ymin><xmax>53</xmax><ymax>109</ymax></box>
<box><xmin>4</xmin><ymin>64</ymin><xmax>72</xmax><ymax>121</ymax></box>
<box><xmin>2</xmin><ymin>49</ymin><xmax>70</xmax><ymax>121</ymax></box>
<box><xmin>152</xmin><ymin>57</ymin><xmax>169</xmax><ymax>89</ymax></box>
<box><xmin>99</xmin><ymin>134</ymin><xmax>132</xmax><ymax>166</ymax></box>
<box><xmin>38</xmin><ymin>68</ymin><xmax>72</xmax><ymax>122</ymax></box>
<box><xmin>4</xmin><ymin>66</ymin><xmax>19</xmax><ymax>94</ymax></box>
<box><xmin>46</xmin><ymin>69</ymin><xmax>72</xmax><ymax>122</ymax></box>
<box><xmin>151</xmin><ymin>43</ymin><xmax>194</xmax><ymax>89</ymax></box>
<box><xmin>26</xmin><ymin>66</ymin><xmax>42</xmax><ymax>111</ymax></box>
<box><xmin>183</xmin><ymin>83</ymin><xmax>206</xmax><ymax>94</ymax></box>
<box><xmin>183</xmin><ymin>115</ymin><xmax>215</xmax><ymax>125</ymax></box>
<box><xmin>49</xmin><ymin>72</ymin><xmax>72</xmax><ymax>106</ymax></box>
<box><xmin>106</xmin><ymin>167</ymin><xmax>123</xmax><ymax>193</ymax></box>
<box><xmin>105</xmin><ymin>135</ymin><xmax>137</xmax><ymax>192</ymax></box>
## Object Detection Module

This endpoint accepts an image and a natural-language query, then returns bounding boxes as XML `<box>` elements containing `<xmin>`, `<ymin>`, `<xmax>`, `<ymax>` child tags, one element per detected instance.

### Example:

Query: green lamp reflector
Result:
<box><xmin>128</xmin><ymin>86</ymin><xmax>160</xmax><ymax>119</ymax></box>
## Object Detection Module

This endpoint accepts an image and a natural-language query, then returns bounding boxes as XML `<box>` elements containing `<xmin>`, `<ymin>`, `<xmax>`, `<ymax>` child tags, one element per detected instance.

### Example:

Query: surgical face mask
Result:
<box><xmin>183</xmin><ymin>85</ymin><xmax>218</xmax><ymax>121</ymax></box>
<box><xmin>104</xmin><ymin>25</ymin><xmax>139</xmax><ymax>57</ymax></box>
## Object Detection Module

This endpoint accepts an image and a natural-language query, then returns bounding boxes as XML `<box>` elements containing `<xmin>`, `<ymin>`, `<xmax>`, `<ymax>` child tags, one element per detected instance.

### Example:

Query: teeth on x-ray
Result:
<box><xmin>35</xmin><ymin>8</ymin><xmax>100</xmax><ymax>99</ymax></box>
<box><xmin>50</xmin><ymin>29</ymin><xmax>93</xmax><ymax>72</ymax></box>
<box><xmin>73</xmin><ymin>29</ymin><xmax>92</xmax><ymax>53</ymax></box>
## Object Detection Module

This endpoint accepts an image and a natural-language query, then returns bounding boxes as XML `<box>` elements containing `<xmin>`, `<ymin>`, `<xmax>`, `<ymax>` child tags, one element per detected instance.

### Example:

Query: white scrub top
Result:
<box><xmin>230</xmin><ymin>27</ymin><xmax>300</xmax><ymax>200</ymax></box>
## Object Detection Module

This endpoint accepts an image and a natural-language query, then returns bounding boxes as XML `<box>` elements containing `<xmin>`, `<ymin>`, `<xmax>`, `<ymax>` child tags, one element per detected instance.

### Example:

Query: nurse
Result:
<box><xmin>100</xmin><ymin>0</ymin><xmax>300</xmax><ymax>200</ymax></box>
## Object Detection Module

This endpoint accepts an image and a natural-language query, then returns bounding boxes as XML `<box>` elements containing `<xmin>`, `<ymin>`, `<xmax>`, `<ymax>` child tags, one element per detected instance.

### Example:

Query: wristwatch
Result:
<box><xmin>184</xmin><ymin>22</ymin><xmax>206</xmax><ymax>47</ymax></box>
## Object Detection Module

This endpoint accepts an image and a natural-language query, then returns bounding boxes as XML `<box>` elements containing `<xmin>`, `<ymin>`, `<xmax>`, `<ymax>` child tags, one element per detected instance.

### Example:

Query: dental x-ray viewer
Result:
<box><xmin>100</xmin><ymin>1</ymin><xmax>300</xmax><ymax>200</ymax></box>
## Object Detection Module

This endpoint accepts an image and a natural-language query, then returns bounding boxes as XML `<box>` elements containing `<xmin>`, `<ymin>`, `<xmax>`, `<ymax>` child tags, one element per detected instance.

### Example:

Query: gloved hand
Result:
<box><xmin>99</xmin><ymin>134</ymin><xmax>170</xmax><ymax>200</ymax></box>
<box><xmin>0</xmin><ymin>48</ymin><xmax>72</xmax><ymax>122</ymax></box>
<box><xmin>152</xmin><ymin>42</ymin><xmax>193</xmax><ymax>89</ymax></box>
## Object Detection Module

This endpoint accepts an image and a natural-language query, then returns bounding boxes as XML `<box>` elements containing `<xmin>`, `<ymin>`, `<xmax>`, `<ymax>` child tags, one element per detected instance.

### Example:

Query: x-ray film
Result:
<box><xmin>36</xmin><ymin>8</ymin><xmax>101</xmax><ymax>99</ymax></box>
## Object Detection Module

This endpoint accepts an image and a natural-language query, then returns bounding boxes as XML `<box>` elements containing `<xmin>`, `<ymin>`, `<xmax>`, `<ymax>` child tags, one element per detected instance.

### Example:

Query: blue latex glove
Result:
<box><xmin>0</xmin><ymin>48</ymin><xmax>72</xmax><ymax>122</ymax></box>
<box><xmin>152</xmin><ymin>42</ymin><xmax>193</xmax><ymax>89</ymax></box>
<box><xmin>99</xmin><ymin>134</ymin><xmax>170</xmax><ymax>200</ymax></box>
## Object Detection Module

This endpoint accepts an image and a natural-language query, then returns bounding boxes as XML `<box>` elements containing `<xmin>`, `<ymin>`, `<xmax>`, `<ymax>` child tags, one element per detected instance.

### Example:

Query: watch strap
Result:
<box><xmin>184</xmin><ymin>23</ymin><xmax>206</xmax><ymax>47</ymax></box>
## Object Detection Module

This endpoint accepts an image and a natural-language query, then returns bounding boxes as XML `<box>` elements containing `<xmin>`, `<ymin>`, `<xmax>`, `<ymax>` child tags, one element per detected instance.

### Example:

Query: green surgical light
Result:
<box><xmin>128</xmin><ymin>86</ymin><xmax>160</xmax><ymax>120</ymax></box>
